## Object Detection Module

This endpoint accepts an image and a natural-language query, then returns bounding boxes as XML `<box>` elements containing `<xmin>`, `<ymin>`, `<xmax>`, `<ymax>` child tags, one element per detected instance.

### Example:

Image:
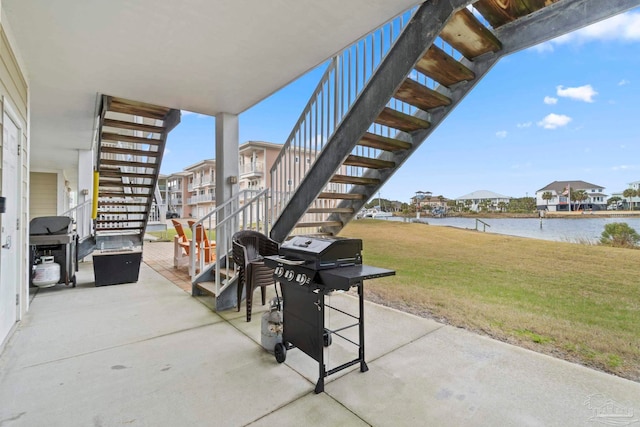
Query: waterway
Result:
<box><xmin>387</xmin><ymin>216</ymin><xmax>640</xmax><ymax>243</ymax></box>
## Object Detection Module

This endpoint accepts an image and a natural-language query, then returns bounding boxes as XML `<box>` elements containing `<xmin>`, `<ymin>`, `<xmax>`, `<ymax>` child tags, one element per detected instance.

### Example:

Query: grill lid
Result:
<box><xmin>29</xmin><ymin>216</ymin><xmax>73</xmax><ymax>236</ymax></box>
<box><xmin>279</xmin><ymin>235</ymin><xmax>362</xmax><ymax>270</ymax></box>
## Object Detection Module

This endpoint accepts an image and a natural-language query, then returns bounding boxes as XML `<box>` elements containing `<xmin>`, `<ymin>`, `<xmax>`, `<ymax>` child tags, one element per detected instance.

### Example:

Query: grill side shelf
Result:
<box><xmin>317</xmin><ymin>265</ymin><xmax>395</xmax><ymax>288</ymax></box>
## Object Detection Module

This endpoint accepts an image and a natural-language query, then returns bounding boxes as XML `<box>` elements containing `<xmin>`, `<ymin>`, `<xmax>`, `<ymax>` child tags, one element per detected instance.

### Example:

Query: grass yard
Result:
<box><xmin>148</xmin><ymin>226</ymin><xmax>215</xmax><ymax>242</ymax></box>
<box><xmin>339</xmin><ymin>219</ymin><xmax>640</xmax><ymax>381</ymax></box>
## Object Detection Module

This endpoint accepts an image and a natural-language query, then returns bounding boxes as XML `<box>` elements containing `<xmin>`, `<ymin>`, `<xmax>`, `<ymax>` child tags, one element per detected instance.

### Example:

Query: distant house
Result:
<box><xmin>410</xmin><ymin>191</ymin><xmax>449</xmax><ymax>210</ymax></box>
<box><xmin>455</xmin><ymin>190</ymin><xmax>511</xmax><ymax>212</ymax></box>
<box><xmin>535</xmin><ymin>180</ymin><xmax>607</xmax><ymax>211</ymax></box>
<box><xmin>610</xmin><ymin>180</ymin><xmax>640</xmax><ymax>210</ymax></box>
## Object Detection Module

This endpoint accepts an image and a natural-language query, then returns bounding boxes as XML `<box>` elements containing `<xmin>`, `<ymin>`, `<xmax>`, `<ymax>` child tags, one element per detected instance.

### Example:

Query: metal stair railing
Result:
<box><xmin>61</xmin><ymin>199</ymin><xmax>93</xmax><ymax>241</ymax></box>
<box><xmin>268</xmin><ymin>2</ymin><xmax>482</xmax><ymax>234</ymax></box>
<box><xmin>189</xmin><ymin>189</ymin><xmax>269</xmax><ymax>297</ymax></box>
<box><xmin>269</xmin><ymin>5</ymin><xmax>418</xmax><ymax>225</ymax></box>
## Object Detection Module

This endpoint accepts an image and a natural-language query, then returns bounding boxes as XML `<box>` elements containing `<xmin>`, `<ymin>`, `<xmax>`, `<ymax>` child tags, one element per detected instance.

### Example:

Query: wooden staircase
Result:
<box><xmin>96</xmin><ymin>96</ymin><xmax>180</xmax><ymax>247</ymax></box>
<box><xmin>269</xmin><ymin>0</ymin><xmax>634</xmax><ymax>242</ymax></box>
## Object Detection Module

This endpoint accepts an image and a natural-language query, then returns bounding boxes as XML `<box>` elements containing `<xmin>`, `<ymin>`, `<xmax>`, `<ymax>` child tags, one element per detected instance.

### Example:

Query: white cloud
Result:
<box><xmin>532</xmin><ymin>11</ymin><xmax>640</xmax><ymax>52</ymax></box>
<box><xmin>556</xmin><ymin>85</ymin><xmax>597</xmax><ymax>103</ymax></box>
<box><xmin>531</xmin><ymin>42</ymin><xmax>555</xmax><ymax>53</ymax></box>
<box><xmin>618</xmin><ymin>79</ymin><xmax>630</xmax><ymax>86</ymax></box>
<box><xmin>543</xmin><ymin>96</ymin><xmax>558</xmax><ymax>105</ymax></box>
<box><xmin>612</xmin><ymin>165</ymin><xmax>636</xmax><ymax>171</ymax></box>
<box><xmin>164</xmin><ymin>148</ymin><xmax>171</xmax><ymax>156</ymax></box>
<box><xmin>517</xmin><ymin>122</ymin><xmax>532</xmax><ymax>128</ymax></box>
<box><xmin>496</xmin><ymin>130</ymin><xmax>507</xmax><ymax>138</ymax></box>
<box><xmin>537</xmin><ymin>113</ymin><xmax>572</xmax><ymax>129</ymax></box>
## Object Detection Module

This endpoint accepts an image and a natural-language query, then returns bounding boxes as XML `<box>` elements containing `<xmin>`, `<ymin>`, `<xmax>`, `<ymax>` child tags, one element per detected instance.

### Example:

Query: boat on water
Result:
<box><xmin>359</xmin><ymin>208</ymin><xmax>393</xmax><ymax>219</ymax></box>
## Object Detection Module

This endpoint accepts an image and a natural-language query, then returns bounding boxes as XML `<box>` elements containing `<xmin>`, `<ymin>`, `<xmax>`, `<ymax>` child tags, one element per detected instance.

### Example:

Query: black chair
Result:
<box><xmin>232</xmin><ymin>230</ymin><xmax>279</xmax><ymax>322</ymax></box>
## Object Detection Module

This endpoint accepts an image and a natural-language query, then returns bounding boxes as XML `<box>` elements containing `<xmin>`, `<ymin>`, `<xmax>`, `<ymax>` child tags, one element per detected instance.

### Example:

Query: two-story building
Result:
<box><xmin>183</xmin><ymin>160</ymin><xmax>217</xmax><ymax>219</ymax></box>
<box><xmin>456</xmin><ymin>190</ymin><xmax>511</xmax><ymax>212</ymax></box>
<box><xmin>536</xmin><ymin>180</ymin><xmax>607</xmax><ymax>211</ymax></box>
<box><xmin>166</xmin><ymin>171</ymin><xmax>192</xmax><ymax>218</ymax></box>
<box><xmin>609</xmin><ymin>181</ymin><xmax>640</xmax><ymax>210</ymax></box>
<box><xmin>165</xmin><ymin>141</ymin><xmax>284</xmax><ymax>219</ymax></box>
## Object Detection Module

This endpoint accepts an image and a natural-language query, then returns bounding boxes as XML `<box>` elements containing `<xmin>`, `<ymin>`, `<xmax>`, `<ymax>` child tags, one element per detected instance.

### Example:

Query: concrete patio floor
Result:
<box><xmin>1</xmin><ymin>252</ymin><xmax>639</xmax><ymax>426</ymax></box>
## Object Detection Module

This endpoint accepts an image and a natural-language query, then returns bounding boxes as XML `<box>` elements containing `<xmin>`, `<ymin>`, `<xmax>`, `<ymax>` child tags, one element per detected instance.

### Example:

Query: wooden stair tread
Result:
<box><xmin>108</xmin><ymin>97</ymin><xmax>172</xmax><ymax>120</ymax></box>
<box><xmin>97</xmin><ymin>201</ymin><xmax>149</xmax><ymax>206</ymax></box>
<box><xmin>343</xmin><ymin>155</ymin><xmax>395</xmax><ymax>169</ymax></box>
<box><xmin>101</xmin><ymin>132</ymin><xmax>163</xmax><ymax>145</ymax></box>
<box><xmin>415</xmin><ymin>45</ymin><xmax>476</xmax><ymax>87</ymax></box>
<box><xmin>330</xmin><ymin>174</ymin><xmax>380</xmax><ymax>186</ymax></box>
<box><xmin>318</xmin><ymin>192</ymin><xmax>365</xmax><ymax>200</ymax></box>
<box><xmin>295</xmin><ymin>221</ymin><xmax>343</xmax><ymax>228</ymax></box>
<box><xmin>95</xmin><ymin>226</ymin><xmax>144</xmax><ymax>231</ymax></box>
<box><xmin>98</xmin><ymin>192</ymin><xmax>152</xmax><ymax>198</ymax></box>
<box><xmin>96</xmin><ymin>219</ymin><xmax>145</xmax><ymax>224</ymax></box>
<box><xmin>194</xmin><ymin>281</ymin><xmax>217</xmax><ymax>297</ymax></box>
<box><xmin>99</xmin><ymin>183</ymin><xmax>153</xmax><ymax>189</ymax></box>
<box><xmin>395</xmin><ymin>78</ymin><xmax>451</xmax><ymax>111</ymax></box>
<box><xmin>103</xmin><ymin>118</ymin><xmax>165</xmax><ymax>134</ymax></box>
<box><xmin>100</xmin><ymin>159</ymin><xmax>158</xmax><ymax>168</ymax></box>
<box><xmin>306</xmin><ymin>207</ymin><xmax>354</xmax><ymax>214</ymax></box>
<box><xmin>473</xmin><ymin>0</ymin><xmax>551</xmax><ymax>29</ymax></box>
<box><xmin>440</xmin><ymin>8</ymin><xmax>502</xmax><ymax>59</ymax></box>
<box><xmin>97</xmin><ymin>211</ymin><xmax>146</xmax><ymax>215</ymax></box>
<box><xmin>358</xmin><ymin>132</ymin><xmax>411</xmax><ymax>151</ymax></box>
<box><xmin>100</xmin><ymin>146</ymin><xmax>160</xmax><ymax>157</ymax></box>
<box><xmin>99</xmin><ymin>171</ymin><xmax>157</xmax><ymax>179</ymax></box>
<box><xmin>375</xmin><ymin>107</ymin><xmax>430</xmax><ymax>133</ymax></box>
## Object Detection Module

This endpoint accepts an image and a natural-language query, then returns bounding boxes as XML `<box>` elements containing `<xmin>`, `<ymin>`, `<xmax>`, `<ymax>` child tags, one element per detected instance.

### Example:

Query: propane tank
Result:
<box><xmin>261</xmin><ymin>297</ymin><xmax>283</xmax><ymax>353</ymax></box>
<box><xmin>32</xmin><ymin>256</ymin><xmax>60</xmax><ymax>288</ymax></box>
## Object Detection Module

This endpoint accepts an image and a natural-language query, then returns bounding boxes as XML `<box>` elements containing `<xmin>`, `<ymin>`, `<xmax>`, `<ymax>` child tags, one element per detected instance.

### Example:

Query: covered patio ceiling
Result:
<box><xmin>2</xmin><ymin>0</ymin><xmax>422</xmax><ymax>174</ymax></box>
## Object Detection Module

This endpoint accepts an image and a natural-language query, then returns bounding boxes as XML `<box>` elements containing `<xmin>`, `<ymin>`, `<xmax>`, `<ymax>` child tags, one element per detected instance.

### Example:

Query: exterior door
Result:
<box><xmin>0</xmin><ymin>110</ymin><xmax>20</xmax><ymax>343</ymax></box>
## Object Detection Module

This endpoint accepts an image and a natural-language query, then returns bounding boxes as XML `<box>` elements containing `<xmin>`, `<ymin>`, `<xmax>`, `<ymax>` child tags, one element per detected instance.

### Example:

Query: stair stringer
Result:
<box><xmin>324</xmin><ymin>54</ymin><xmax>500</xmax><ymax>235</ymax></box>
<box><xmin>311</xmin><ymin>0</ymin><xmax>640</xmax><ymax>237</ymax></box>
<box><xmin>269</xmin><ymin>0</ymin><xmax>475</xmax><ymax>243</ymax></box>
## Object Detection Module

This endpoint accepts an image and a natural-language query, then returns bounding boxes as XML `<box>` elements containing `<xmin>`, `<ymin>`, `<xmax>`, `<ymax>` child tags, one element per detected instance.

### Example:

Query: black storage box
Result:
<box><xmin>93</xmin><ymin>250</ymin><xmax>142</xmax><ymax>286</ymax></box>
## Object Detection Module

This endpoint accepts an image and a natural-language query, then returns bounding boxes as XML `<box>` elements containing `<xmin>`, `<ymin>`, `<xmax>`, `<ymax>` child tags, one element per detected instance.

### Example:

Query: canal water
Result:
<box><xmin>388</xmin><ymin>216</ymin><xmax>640</xmax><ymax>243</ymax></box>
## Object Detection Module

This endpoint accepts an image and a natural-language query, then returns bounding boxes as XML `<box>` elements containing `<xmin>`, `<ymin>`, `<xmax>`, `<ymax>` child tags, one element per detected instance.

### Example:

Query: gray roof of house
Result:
<box><xmin>456</xmin><ymin>190</ymin><xmax>511</xmax><ymax>200</ymax></box>
<box><xmin>536</xmin><ymin>180</ymin><xmax>604</xmax><ymax>193</ymax></box>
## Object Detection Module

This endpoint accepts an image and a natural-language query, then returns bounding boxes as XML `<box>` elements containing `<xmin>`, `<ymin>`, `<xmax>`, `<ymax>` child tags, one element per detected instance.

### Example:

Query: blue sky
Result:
<box><xmin>163</xmin><ymin>8</ymin><xmax>640</xmax><ymax>203</ymax></box>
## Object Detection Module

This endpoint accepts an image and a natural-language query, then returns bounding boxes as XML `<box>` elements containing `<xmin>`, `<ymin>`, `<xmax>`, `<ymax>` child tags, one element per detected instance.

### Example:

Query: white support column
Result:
<box><xmin>215</xmin><ymin>113</ymin><xmax>239</xmax><ymax>205</ymax></box>
<box><xmin>77</xmin><ymin>149</ymin><xmax>93</xmax><ymax>205</ymax></box>
<box><xmin>215</xmin><ymin>113</ymin><xmax>239</xmax><ymax>245</ymax></box>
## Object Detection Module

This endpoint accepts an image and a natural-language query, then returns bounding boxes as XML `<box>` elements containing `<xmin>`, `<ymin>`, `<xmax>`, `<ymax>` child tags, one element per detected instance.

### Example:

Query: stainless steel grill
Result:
<box><xmin>29</xmin><ymin>216</ymin><xmax>78</xmax><ymax>287</ymax></box>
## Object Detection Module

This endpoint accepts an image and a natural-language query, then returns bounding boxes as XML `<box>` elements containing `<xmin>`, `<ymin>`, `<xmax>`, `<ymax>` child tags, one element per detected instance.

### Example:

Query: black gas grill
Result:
<box><xmin>29</xmin><ymin>216</ymin><xmax>78</xmax><ymax>287</ymax></box>
<box><xmin>265</xmin><ymin>235</ymin><xmax>395</xmax><ymax>393</ymax></box>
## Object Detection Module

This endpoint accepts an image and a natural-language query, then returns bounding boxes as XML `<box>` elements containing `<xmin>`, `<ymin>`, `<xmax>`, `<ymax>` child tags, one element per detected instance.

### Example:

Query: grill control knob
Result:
<box><xmin>296</xmin><ymin>273</ymin><xmax>307</xmax><ymax>285</ymax></box>
<box><xmin>274</xmin><ymin>266</ymin><xmax>285</xmax><ymax>277</ymax></box>
<box><xmin>284</xmin><ymin>269</ymin><xmax>295</xmax><ymax>281</ymax></box>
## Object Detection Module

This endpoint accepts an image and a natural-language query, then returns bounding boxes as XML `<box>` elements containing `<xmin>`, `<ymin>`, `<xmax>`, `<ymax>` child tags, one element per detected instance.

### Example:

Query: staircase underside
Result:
<box><xmin>270</xmin><ymin>0</ymin><xmax>640</xmax><ymax>242</ymax></box>
<box><xmin>96</xmin><ymin>96</ymin><xmax>180</xmax><ymax>248</ymax></box>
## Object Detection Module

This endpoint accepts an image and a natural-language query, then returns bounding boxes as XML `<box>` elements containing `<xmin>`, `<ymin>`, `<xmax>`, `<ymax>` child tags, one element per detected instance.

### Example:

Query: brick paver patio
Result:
<box><xmin>143</xmin><ymin>240</ymin><xmax>192</xmax><ymax>293</ymax></box>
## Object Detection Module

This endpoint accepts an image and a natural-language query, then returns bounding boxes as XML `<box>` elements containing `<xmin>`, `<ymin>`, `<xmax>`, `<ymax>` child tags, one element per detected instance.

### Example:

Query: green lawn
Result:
<box><xmin>148</xmin><ymin>227</ymin><xmax>214</xmax><ymax>242</ymax></box>
<box><xmin>339</xmin><ymin>219</ymin><xmax>640</xmax><ymax>381</ymax></box>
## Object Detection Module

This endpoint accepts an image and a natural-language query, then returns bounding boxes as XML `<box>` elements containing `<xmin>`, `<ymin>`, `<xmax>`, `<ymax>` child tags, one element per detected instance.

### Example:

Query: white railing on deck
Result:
<box><xmin>61</xmin><ymin>199</ymin><xmax>93</xmax><ymax>241</ymax></box>
<box><xmin>189</xmin><ymin>189</ymin><xmax>269</xmax><ymax>297</ymax></box>
<box><xmin>148</xmin><ymin>203</ymin><xmax>167</xmax><ymax>222</ymax></box>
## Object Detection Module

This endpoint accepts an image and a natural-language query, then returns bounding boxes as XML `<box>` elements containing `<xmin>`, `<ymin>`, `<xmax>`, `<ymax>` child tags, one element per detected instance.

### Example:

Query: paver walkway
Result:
<box><xmin>143</xmin><ymin>240</ymin><xmax>192</xmax><ymax>293</ymax></box>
